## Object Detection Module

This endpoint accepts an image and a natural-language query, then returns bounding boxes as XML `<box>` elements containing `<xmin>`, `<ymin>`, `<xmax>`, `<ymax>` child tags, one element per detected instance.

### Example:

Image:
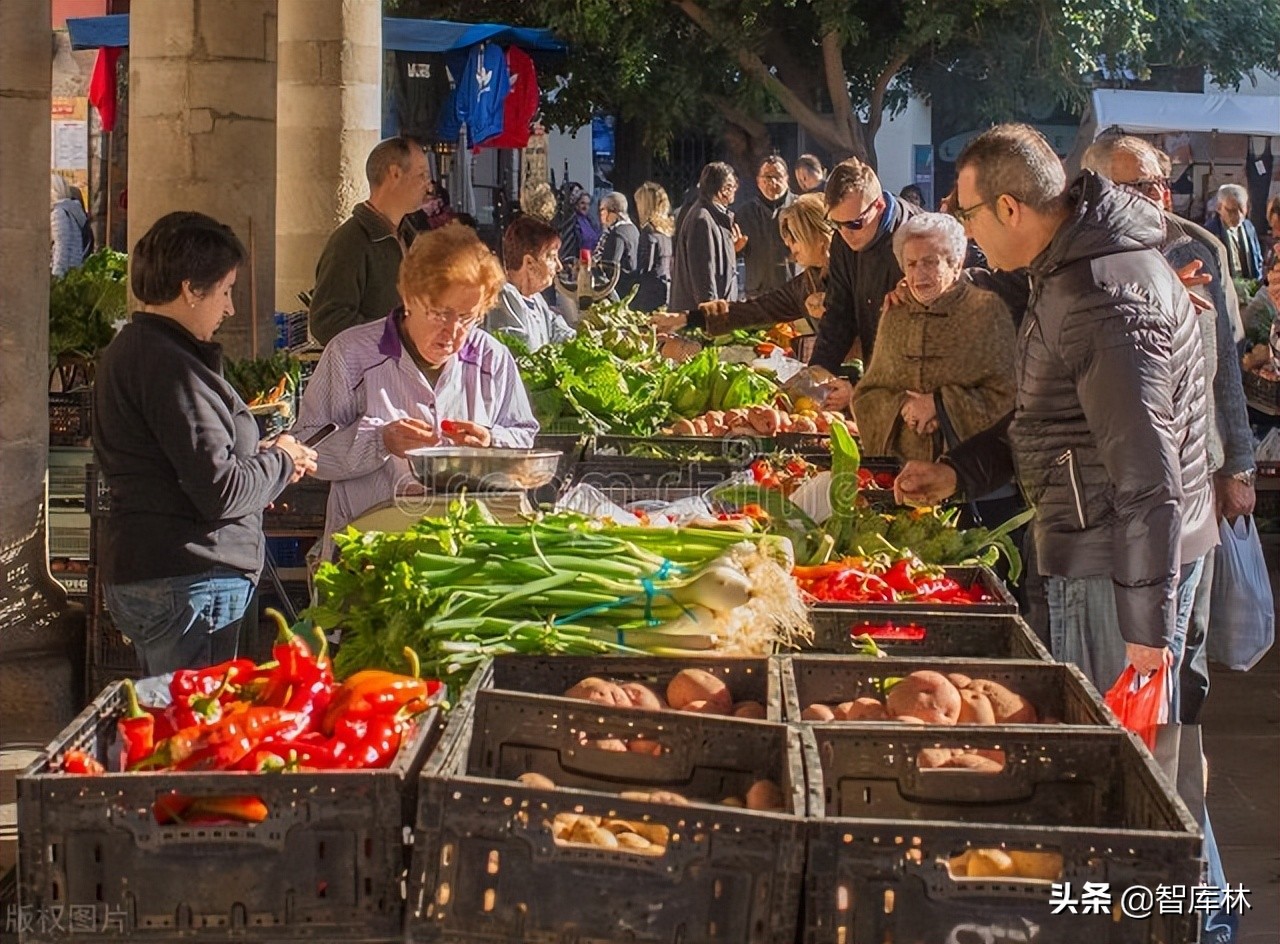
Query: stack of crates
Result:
<box><xmin>83</xmin><ymin>464</ymin><xmax>140</xmax><ymax>697</ymax></box>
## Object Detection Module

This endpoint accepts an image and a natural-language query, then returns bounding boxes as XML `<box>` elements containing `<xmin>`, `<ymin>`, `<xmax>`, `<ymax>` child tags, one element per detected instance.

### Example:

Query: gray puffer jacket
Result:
<box><xmin>947</xmin><ymin>172</ymin><xmax>1218</xmax><ymax>649</ymax></box>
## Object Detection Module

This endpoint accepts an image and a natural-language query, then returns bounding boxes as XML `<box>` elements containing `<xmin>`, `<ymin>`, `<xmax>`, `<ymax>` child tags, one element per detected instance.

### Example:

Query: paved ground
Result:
<box><xmin>1202</xmin><ymin>597</ymin><xmax>1280</xmax><ymax>943</ymax></box>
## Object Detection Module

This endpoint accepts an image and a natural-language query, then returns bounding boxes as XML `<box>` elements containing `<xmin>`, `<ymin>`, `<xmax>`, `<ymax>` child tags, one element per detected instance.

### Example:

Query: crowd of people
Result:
<box><xmin>88</xmin><ymin>126</ymin><xmax>1275</xmax><ymax>942</ymax></box>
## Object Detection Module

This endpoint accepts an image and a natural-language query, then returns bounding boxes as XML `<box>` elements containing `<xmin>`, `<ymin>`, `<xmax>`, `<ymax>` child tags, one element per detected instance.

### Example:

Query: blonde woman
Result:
<box><xmin>651</xmin><ymin>192</ymin><xmax>832</xmax><ymax>337</ymax></box>
<box><xmin>633</xmin><ymin>181</ymin><xmax>674</xmax><ymax>311</ymax></box>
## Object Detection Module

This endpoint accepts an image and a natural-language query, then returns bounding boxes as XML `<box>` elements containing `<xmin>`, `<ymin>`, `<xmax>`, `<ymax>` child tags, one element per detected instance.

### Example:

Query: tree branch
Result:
<box><xmin>865</xmin><ymin>50</ymin><xmax>911</xmax><ymax>147</ymax></box>
<box><xmin>672</xmin><ymin>0</ymin><xmax>851</xmax><ymax>153</ymax></box>
<box><xmin>821</xmin><ymin>31</ymin><xmax>864</xmax><ymax>160</ymax></box>
<box><xmin>709</xmin><ymin>95</ymin><xmax>769</xmax><ymax>141</ymax></box>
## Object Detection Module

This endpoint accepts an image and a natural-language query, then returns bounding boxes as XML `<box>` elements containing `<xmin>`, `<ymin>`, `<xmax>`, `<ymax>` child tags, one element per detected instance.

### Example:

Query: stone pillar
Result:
<box><xmin>0</xmin><ymin>0</ymin><xmax>81</xmax><ymax>743</ymax></box>
<box><xmin>128</xmin><ymin>0</ymin><xmax>278</xmax><ymax>360</ymax></box>
<box><xmin>275</xmin><ymin>0</ymin><xmax>382</xmax><ymax>316</ymax></box>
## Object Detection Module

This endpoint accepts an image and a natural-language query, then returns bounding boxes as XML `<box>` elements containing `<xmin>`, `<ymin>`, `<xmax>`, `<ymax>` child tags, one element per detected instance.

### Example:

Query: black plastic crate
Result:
<box><xmin>570</xmin><ymin>455</ymin><xmax>743</xmax><ymax>492</ymax></box>
<box><xmin>17</xmin><ymin>682</ymin><xmax>443</xmax><ymax>944</ymax></box>
<box><xmin>261</xmin><ymin>478</ymin><xmax>331</xmax><ymax>532</ymax></box>
<box><xmin>1243</xmin><ymin>367</ymin><xmax>1280</xmax><ymax>410</ymax></box>
<box><xmin>460</xmin><ymin>654</ymin><xmax>782</xmax><ymax>720</ymax></box>
<box><xmin>802</xmin><ymin>565</ymin><xmax>1018</xmax><ymax>614</ymax></box>
<box><xmin>85</xmin><ymin>572</ymin><xmax>141</xmax><ymax>698</ymax></box>
<box><xmin>591</xmin><ymin>434</ymin><xmax>769</xmax><ymax>466</ymax></box>
<box><xmin>48</xmin><ymin>390</ymin><xmax>93</xmax><ymax>447</ymax></box>
<box><xmin>408</xmin><ymin>689</ymin><xmax>807</xmax><ymax>944</ymax></box>
<box><xmin>799</xmin><ymin>608</ymin><xmax>1051</xmax><ymax>661</ymax></box>
<box><xmin>801</xmin><ymin>725</ymin><xmax>1202</xmax><ymax>944</ymax></box>
<box><xmin>780</xmin><ymin>656</ymin><xmax>1115</xmax><ymax>726</ymax></box>
<box><xmin>576</xmin><ymin>484</ymin><xmax>712</xmax><ymax>509</ymax></box>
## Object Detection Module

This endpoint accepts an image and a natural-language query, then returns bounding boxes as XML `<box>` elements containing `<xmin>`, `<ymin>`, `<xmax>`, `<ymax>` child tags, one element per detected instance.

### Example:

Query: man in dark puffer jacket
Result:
<box><xmin>895</xmin><ymin>124</ymin><xmax>1217</xmax><ymax>697</ymax></box>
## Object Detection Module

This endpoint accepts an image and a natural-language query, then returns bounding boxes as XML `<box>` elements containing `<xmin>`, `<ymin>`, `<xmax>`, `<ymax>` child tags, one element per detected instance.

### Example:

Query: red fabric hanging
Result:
<box><xmin>88</xmin><ymin>47</ymin><xmax>122</xmax><ymax>132</ymax></box>
<box><xmin>482</xmin><ymin>46</ymin><xmax>539</xmax><ymax>149</ymax></box>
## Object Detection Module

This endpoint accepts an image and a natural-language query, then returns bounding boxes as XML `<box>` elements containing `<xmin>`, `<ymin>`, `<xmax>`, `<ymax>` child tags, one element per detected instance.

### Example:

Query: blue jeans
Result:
<box><xmin>1180</xmin><ymin>550</ymin><xmax>1215</xmax><ymax>723</ymax></box>
<box><xmin>104</xmin><ymin>569</ymin><xmax>253</xmax><ymax>676</ymax></box>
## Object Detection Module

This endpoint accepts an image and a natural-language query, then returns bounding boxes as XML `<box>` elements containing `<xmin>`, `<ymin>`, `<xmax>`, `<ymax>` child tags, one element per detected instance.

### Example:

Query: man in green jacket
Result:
<box><xmin>308</xmin><ymin>137</ymin><xmax>429</xmax><ymax>345</ymax></box>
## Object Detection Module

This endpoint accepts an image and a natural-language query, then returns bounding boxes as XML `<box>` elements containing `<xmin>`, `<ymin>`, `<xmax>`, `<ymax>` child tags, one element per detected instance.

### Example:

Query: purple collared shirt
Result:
<box><xmin>294</xmin><ymin>311</ymin><xmax>538</xmax><ymax>557</ymax></box>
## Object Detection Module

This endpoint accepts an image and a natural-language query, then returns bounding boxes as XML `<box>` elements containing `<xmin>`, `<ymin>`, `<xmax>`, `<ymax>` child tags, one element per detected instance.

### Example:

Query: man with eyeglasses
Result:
<box><xmin>807</xmin><ymin>157</ymin><xmax>921</xmax><ymax>408</ymax></box>
<box><xmin>737</xmin><ymin>156</ymin><xmax>797</xmax><ymax>298</ymax></box>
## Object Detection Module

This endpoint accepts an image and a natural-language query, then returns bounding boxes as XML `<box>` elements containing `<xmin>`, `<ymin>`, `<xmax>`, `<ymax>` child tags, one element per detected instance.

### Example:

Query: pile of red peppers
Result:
<box><xmin>59</xmin><ymin>611</ymin><xmax>441</xmax><ymax>824</ymax></box>
<box><xmin>793</xmin><ymin>554</ymin><xmax>992</xmax><ymax>605</ymax></box>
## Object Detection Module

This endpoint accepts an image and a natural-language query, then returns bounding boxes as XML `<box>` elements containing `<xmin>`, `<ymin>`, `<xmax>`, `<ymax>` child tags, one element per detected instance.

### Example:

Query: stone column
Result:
<box><xmin>128</xmin><ymin>0</ymin><xmax>278</xmax><ymax>359</ymax></box>
<box><xmin>275</xmin><ymin>0</ymin><xmax>382</xmax><ymax>316</ymax></box>
<box><xmin>0</xmin><ymin>0</ymin><xmax>81</xmax><ymax>742</ymax></box>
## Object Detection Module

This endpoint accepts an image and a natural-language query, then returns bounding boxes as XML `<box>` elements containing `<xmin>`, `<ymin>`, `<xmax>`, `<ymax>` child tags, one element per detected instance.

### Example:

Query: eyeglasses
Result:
<box><xmin>952</xmin><ymin>198</ymin><xmax>996</xmax><ymax>225</ymax></box>
<box><xmin>1126</xmin><ymin>177</ymin><xmax>1169</xmax><ymax>200</ymax></box>
<box><xmin>828</xmin><ymin>199</ymin><xmax>880</xmax><ymax>232</ymax></box>
<box><xmin>417</xmin><ymin>303</ymin><xmax>484</xmax><ymax>329</ymax></box>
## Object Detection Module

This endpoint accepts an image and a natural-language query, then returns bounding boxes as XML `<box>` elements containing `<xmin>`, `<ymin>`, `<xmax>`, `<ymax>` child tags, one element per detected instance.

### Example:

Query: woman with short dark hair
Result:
<box><xmin>93</xmin><ymin>211</ymin><xmax>318</xmax><ymax>675</ymax></box>
<box><xmin>486</xmin><ymin>215</ymin><xmax>575</xmax><ymax>351</ymax></box>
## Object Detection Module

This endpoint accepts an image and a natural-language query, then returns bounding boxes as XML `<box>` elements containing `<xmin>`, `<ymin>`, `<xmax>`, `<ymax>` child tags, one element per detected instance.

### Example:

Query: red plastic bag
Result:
<box><xmin>1104</xmin><ymin>664</ymin><xmax>1169</xmax><ymax>750</ymax></box>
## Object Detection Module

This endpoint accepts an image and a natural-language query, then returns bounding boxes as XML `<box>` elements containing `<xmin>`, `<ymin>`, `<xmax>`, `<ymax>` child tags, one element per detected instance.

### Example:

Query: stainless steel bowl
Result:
<box><xmin>406</xmin><ymin>446</ymin><xmax>563</xmax><ymax>492</ymax></box>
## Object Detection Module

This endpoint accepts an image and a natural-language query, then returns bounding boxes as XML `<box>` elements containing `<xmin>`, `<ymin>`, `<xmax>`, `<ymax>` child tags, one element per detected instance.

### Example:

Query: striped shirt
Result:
<box><xmin>294</xmin><ymin>310</ymin><xmax>538</xmax><ymax>557</ymax></box>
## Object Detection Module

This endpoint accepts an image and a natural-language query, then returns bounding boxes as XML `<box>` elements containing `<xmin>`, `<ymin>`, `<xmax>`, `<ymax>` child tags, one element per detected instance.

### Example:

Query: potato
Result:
<box><xmin>586</xmin><ymin>738</ymin><xmax>629</xmax><ymax>752</ymax></box>
<box><xmin>1008</xmin><ymin>850</ymin><xmax>1064</xmax><ymax>881</ymax></box>
<box><xmin>967</xmin><ymin>849</ymin><xmax>1016</xmax><ymax>878</ymax></box>
<box><xmin>747</xmin><ymin>405</ymin><xmax>781</xmax><ymax>435</ymax></box>
<box><xmin>957</xmin><ymin>690</ymin><xmax>996</xmax><ymax>725</ymax></box>
<box><xmin>790</xmin><ymin>416</ymin><xmax>818</xmax><ymax>434</ymax></box>
<box><xmin>669</xmin><ymin>418</ymin><xmax>697</xmax><ymax>436</ymax></box>
<box><xmin>681</xmin><ymin>699</ymin><xmax>728</xmax><ymax>715</ymax></box>
<box><xmin>732</xmin><ymin>700</ymin><xmax>767</xmax><ymax>719</ymax></box>
<box><xmin>619</xmin><ymin>790</ymin><xmax>652</xmax><ymax>803</ymax></box>
<box><xmin>570</xmin><ymin>819</ymin><xmax>602</xmax><ymax>843</ymax></box>
<box><xmin>517</xmin><ymin>772</ymin><xmax>557</xmax><ymax>790</ymax></box>
<box><xmin>916</xmin><ymin>747</ymin><xmax>955</xmax><ymax>769</ymax></box>
<box><xmin>615</xmin><ymin>831</ymin><xmax>653</xmax><ymax>850</ymax></box>
<box><xmin>947</xmin><ymin>673</ymin><xmax>973</xmax><ymax>690</ymax></box>
<box><xmin>745</xmin><ymin>780</ymin><xmax>785</xmax><ymax>811</ymax></box>
<box><xmin>886</xmin><ymin>671</ymin><xmax>962</xmax><ymax>725</ymax></box>
<box><xmin>801</xmin><ymin>703</ymin><xmax>836</xmax><ymax>721</ymax></box>
<box><xmin>551</xmin><ymin>813</ymin><xmax>580</xmax><ymax>839</ymax></box>
<box><xmin>942</xmin><ymin>752</ymin><xmax>1004</xmax><ymax>773</ymax></box>
<box><xmin>836</xmin><ymin>697</ymin><xmax>889</xmax><ymax>721</ymax></box>
<box><xmin>966</xmin><ymin>679</ymin><xmax>1038</xmax><ymax>724</ymax></box>
<box><xmin>565</xmin><ymin>677</ymin><xmax>631</xmax><ymax>707</ymax></box>
<box><xmin>585</xmin><ymin>826</ymin><xmax>620</xmax><ymax>848</ymax></box>
<box><xmin>630</xmin><ymin>822</ymin><xmax>671</xmax><ymax>845</ymax></box>
<box><xmin>721</xmin><ymin>796</ymin><xmax>745</xmax><ymax>807</ymax></box>
<box><xmin>948</xmin><ymin>850</ymin><xmax>971</xmax><ymax>874</ymax></box>
<box><xmin>893</xmin><ymin>715</ymin><xmax>927</xmax><ymax>724</ymax></box>
<box><xmin>647</xmin><ymin>790</ymin><xmax>691</xmax><ymax>806</ymax></box>
<box><xmin>667</xmin><ymin>669</ymin><xmax>732</xmax><ymax>712</ymax></box>
<box><xmin>626</xmin><ymin>737</ymin><xmax>663</xmax><ymax>756</ymax></box>
<box><xmin>619</xmin><ymin>682</ymin><xmax>664</xmax><ymax>710</ymax></box>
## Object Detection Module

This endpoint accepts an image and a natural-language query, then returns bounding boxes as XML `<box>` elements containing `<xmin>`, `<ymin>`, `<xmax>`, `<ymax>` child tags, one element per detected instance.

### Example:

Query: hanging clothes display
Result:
<box><xmin>437</xmin><ymin>42</ymin><xmax>510</xmax><ymax>146</ymax></box>
<box><xmin>481</xmin><ymin>47</ymin><xmax>540</xmax><ymax>150</ymax></box>
<box><xmin>391</xmin><ymin>51</ymin><xmax>452</xmax><ymax>142</ymax></box>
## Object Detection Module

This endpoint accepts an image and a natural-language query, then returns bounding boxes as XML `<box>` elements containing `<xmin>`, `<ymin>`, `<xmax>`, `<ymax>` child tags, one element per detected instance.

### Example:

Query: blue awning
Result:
<box><xmin>66</xmin><ymin>14</ymin><xmax>565</xmax><ymax>54</ymax></box>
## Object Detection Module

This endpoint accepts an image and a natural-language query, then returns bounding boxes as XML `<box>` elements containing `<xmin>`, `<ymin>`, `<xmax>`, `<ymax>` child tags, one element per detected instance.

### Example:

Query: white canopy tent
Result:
<box><xmin>1066</xmin><ymin>88</ymin><xmax>1280</xmax><ymax>172</ymax></box>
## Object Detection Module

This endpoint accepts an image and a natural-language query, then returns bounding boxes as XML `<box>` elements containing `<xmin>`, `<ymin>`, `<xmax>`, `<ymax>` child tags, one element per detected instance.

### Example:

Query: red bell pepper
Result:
<box><xmin>117</xmin><ymin>679</ymin><xmax>155</xmax><ymax>769</ymax></box>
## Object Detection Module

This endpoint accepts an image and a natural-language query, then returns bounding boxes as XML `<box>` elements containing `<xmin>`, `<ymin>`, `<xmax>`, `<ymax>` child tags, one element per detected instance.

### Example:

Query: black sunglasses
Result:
<box><xmin>827</xmin><ymin>199</ymin><xmax>880</xmax><ymax>232</ymax></box>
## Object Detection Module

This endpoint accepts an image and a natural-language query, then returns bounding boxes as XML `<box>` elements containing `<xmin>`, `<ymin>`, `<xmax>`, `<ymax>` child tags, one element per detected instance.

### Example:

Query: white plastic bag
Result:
<box><xmin>1208</xmin><ymin>516</ymin><xmax>1275</xmax><ymax>670</ymax></box>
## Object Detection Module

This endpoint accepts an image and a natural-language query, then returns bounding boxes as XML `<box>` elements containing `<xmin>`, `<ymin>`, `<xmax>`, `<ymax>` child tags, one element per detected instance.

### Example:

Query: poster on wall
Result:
<box><xmin>51</xmin><ymin>97</ymin><xmax>89</xmax><ymax>198</ymax></box>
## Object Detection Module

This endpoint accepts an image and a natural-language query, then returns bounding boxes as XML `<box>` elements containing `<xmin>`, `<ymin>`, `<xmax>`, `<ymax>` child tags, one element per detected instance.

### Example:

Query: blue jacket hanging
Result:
<box><xmin>437</xmin><ymin>42</ymin><xmax>510</xmax><ymax>146</ymax></box>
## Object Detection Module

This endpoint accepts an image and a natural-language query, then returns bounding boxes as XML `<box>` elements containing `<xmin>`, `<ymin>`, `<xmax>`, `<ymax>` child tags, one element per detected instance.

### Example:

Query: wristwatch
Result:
<box><xmin>1231</xmin><ymin>469</ymin><xmax>1257</xmax><ymax>487</ymax></box>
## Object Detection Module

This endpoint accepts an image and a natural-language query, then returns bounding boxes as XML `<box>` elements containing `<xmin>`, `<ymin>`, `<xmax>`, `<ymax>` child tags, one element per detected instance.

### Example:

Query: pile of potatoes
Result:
<box><xmin>799</xmin><ymin>671</ymin><xmax>1040</xmax><ymax>726</ymax></box>
<box><xmin>523</xmin><ymin>772</ymin><xmax>788</xmax><ymax>854</ymax></box>
<box><xmin>947</xmin><ymin>848</ymin><xmax>1063</xmax><ymax>881</ymax></box>
<box><xmin>564</xmin><ymin>668</ymin><xmax>768</xmax><ymax>720</ymax></box>
<box><xmin>665</xmin><ymin>405</ymin><xmax>852</xmax><ymax>438</ymax></box>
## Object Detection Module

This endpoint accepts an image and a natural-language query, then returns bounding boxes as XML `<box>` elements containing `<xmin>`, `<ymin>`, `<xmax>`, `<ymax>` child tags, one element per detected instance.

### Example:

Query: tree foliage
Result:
<box><xmin>392</xmin><ymin>0</ymin><xmax>1280</xmax><ymax>168</ymax></box>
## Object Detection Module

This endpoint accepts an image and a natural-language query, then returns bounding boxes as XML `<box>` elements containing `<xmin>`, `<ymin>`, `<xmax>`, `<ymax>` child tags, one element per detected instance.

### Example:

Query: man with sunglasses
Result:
<box><xmin>807</xmin><ymin>158</ymin><xmax>921</xmax><ymax>407</ymax></box>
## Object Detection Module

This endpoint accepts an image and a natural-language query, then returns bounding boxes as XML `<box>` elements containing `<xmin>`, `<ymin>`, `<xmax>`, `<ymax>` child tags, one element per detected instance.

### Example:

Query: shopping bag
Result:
<box><xmin>1104</xmin><ymin>663</ymin><xmax>1169</xmax><ymax>751</ymax></box>
<box><xmin>1208</xmin><ymin>515</ymin><xmax>1275</xmax><ymax>671</ymax></box>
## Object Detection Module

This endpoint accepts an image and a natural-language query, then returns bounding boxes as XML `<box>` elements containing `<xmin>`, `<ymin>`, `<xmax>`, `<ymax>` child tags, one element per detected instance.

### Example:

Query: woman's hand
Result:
<box><xmin>382</xmin><ymin>417</ymin><xmax>439</xmax><ymax>458</ymax></box>
<box><xmin>272</xmin><ymin>434</ymin><xmax>318</xmax><ymax>483</ymax></box>
<box><xmin>440</xmin><ymin>419</ymin><xmax>491</xmax><ymax>448</ymax></box>
<box><xmin>805</xmin><ymin>291</ymin><xmax>826</xmax><ymax>319</ymax></box>
<box><xmin>900</xmin><ymin>390</ymin><xmax>938</xmax><ymax>435</ymax></box>
<box><xmin>822</xmin><ymin>377</ymin><xmax>855</xmax><ymax>411</ymax></box>
<box><xmin>650</xmin><ymin>311</ymin><xmax>689</xmax><ymax>335</ymax></box>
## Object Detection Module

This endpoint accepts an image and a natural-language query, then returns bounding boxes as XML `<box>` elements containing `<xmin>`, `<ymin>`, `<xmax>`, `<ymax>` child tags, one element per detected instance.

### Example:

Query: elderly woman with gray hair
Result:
<box><xmin>851</xmin><ymin>211</ymin><xmax>1016</xmax><ymax>463</ymax></box>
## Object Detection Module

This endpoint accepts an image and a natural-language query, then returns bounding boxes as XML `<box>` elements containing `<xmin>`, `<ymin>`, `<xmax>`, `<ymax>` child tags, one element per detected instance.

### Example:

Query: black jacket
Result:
<box><xmin>946</xmin><ymin>173</ymin><xmax>1217</xmax><ymax>648</ymax></box>
<box><xmin>92</xmin><ymin>314</ymin><xmax>294</xmax><ymax>586</ymax></box>
<box><xmin>598</xmin><ymin>218</ymin><xmax>642</xmax><ymax>301</ymax></box>
<box><xmin>670</xmin><ymin>197</ymin><xmax>738</xmax><ymax>311</ymax></box>
<box><xmin>738</xmin><ymin>192</ymin><xmax>796</xmax><ymax>297</ymax></box>
<box><xmin>809</xmin><ymin>192</ymin><xmax>920</xmax><ymax>372</ymax></box>
<box><xmin>634</xmin><ymin>224</ymin><xmax>672</xmax><ymax>312</ymax></box>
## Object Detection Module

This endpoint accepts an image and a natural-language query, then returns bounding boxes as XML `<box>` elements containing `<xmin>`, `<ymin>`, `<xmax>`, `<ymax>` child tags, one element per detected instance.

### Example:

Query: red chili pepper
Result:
<box><xmin>170</xmin><ymin>658</ymin><xmax>256</xmax><ymax>704</ymax></box>
<box><xmin>166</xmin><ymin>664</ymin><xmax>241</xmax><ymax>730</ymax></box>
<box><xmin>882</xmin><ymin>558</ymin><xmax>918</xmax><ymax>594</ymax></box>
<box><xmin>61</xmin><ymin>749</ymin><xmax>105</xmax><ymax>775</ymax></box>
<box><xmin>134</xmin><ymin>706</ymin><xmax>309</xmax><ymax>772</ymax></box>
<box><xmin>854</xmin><ymin>622</ymin><xmax>927</xmax><ymax>641</ymax></box>
<box><xmin>874</xmin><ymin>471</ymin><xmax>897</xmax><ymax>489</ymax></box>
<box><xmin>256</xmin><ymin>609</ymin><xmax>318</xmax><ymax>708</ymax></box>
<box><xmin>440</xmin><ymin>419</ymin><xmax>462</xmax><ymax>434</ymax></box>
<box><xmin>154</xmin><ymin>793</ymin><xmax>268</xmax><ymax>825</ymax></box>
<box><xmin>319</xmin><ymin>648</ymin><xmax>436</xmax><ymax>736</ymax></box>
<box><xmin>117</xmin><ymin>679</ymin><xmax>155</xmax><ymax>769</ymax></box>
<box><xmin>331</xmin><ymin>714</ymin><xmax>403</xmax><ymax>769</ymax></box>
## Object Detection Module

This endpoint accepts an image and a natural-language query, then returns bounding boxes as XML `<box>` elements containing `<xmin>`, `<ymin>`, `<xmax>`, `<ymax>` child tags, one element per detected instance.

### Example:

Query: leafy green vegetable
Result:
<box><xmin>49</xmin><ymin>248</ymin><xmax>128</xmax><ymax>366</ymax></box>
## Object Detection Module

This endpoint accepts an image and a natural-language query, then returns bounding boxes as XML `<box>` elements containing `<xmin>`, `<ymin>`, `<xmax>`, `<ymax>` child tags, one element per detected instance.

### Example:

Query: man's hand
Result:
<box><xmin>440</xmin><ymin>419</ymin><xmax>492</xmax><ymax>448</ymax></box>
<box><xmin>822</xmin><ymin>377</ymin><xmax>855</xmax><ymax>411</ymax></box>
<box><xmin>805</xmin><ymin>291</ymin><xmax>826</xmax><ymax>319</ymax></box>
<box><xmin>1125</xmin><ymin>642</ymin><xmax>1172</xmax><ymax>677</ymax></box>
<box><xmin>900</xmin><ymin>390</ymin><xmax>938</xmax><ymax>435</ymax></box>
<box><xmin>894</xmin><ymin>460</ymin><xmax>958</xmax><ymax>506</ymax></box>
<box><xmin>1175</xmin><ymin>259</ymin><xmax>1214</xmax><ymax>313</ymax></box>
<box><xmin>1214</xmin><ymin>472</ymin><xmax>1257</xmax><ymax>520</ymax></box>
<box><xmin>650</xmin><ymin>311</ymin><xmax>689</xmax><ymax>335</ymax></box>
<box><xmin>381</xmin><ymin>417</ymin><xmax>439</xmax><ymax>458</ymax></box>
<box><xmin>731</xmin><ymin>223</ymin><xmax>748</xmax><ymax>254</ymax></box>
<box><xmin>881</xmin><ymin>278</ymin><xmax>910</xmax><ymax>313</ymax></box>
<box><xmin>272</xmin><ymin>434</ymin><xmax>318</xmax><ymax>483</ymax></box>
